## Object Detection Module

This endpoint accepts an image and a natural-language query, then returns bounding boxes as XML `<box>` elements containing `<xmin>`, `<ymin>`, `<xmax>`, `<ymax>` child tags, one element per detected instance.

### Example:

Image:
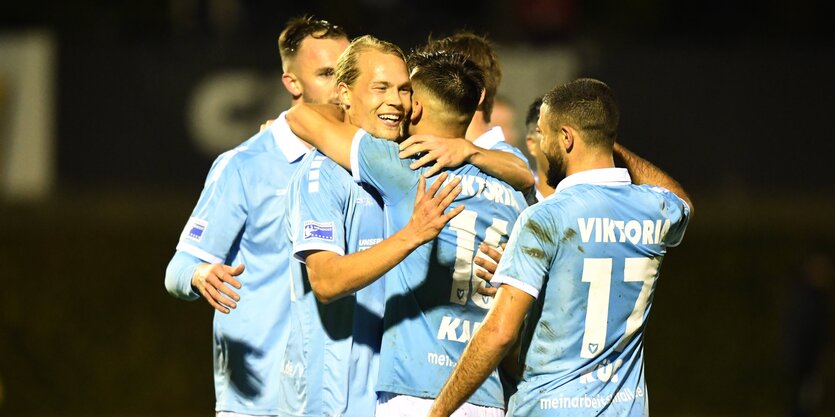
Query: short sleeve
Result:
<box><xmin>175</xmin><ymin>151</ymin><xmax>248</xmax><ymax>264</ymax></box>
<box><xmin>491</xmin><ymin>206</ymin><xmax>557</xmax><ymax>298</ymax></box>
<box><xmin>658</xmin><ymin>187</ymin><xmax>691</xmax><ymax>247</ymax></box>
<box><xmin>350</xmin><ymin>130</ymin><xmax>421</xmax><ymax>205</ymax></box>
<box><xmin>287</xmin><ymin>155</ymin><xmax>350</xmax><ymax>262</ymax></box>
<box><xmin>490</xmin><ymin>141</ymin><xmax>531</xmax><ymax>167</ymax></box>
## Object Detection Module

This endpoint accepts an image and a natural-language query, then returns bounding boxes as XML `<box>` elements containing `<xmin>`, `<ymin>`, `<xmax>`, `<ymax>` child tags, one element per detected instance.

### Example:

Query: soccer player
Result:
<box><xmin>398</xmin><ymin>32</ymin><xmax>534</xmax><ymax>193</ymax></box>
<box><xmin>286</xmin><ymin>46</ymin><xmax>528</xmax><ymax>417</ymax></box>
<box><xmin>524</xmin><ymin>97</ymin><xmax>556</xmax><ymax>201</ymax></box>
<box><xmin>278</xmin><ymin>35</ymin><xmax>464</xmax><ymax>417</ymax></box>
<box><xmin>163</xmin><ymin>16</ymin><xmax>348</xmax><ymax>416</ymax></box>
<box><xmin>428</xmin><ymin>78</ymin><xmax>693</xmax><ymax>417</ymax></box>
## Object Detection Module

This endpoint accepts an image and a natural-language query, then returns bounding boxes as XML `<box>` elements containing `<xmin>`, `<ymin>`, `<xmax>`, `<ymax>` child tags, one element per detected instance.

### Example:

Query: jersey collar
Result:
<box><xmin>472</xmin><ymin>126</ymin><xmax>505</xmax><ymax>149</ymax></box>
<box><xmin>271</xmin><ymin>111</ymin><xmax>310</xmax><ymax>163</ymax></box>
<box><xmin>554</xmin><ymin>168</ymin><xmax>631</xmax><ymax>194</ymax></box>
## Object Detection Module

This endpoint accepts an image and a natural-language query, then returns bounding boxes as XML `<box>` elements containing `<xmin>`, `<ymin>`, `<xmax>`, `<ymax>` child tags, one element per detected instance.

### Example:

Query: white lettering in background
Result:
<box><xmin>436</xmin><ymin>315</ymin><xmax>482</xmax><ymax>343</ymax></box>
<box><xmin>577</xmin><ymin>218</ymin><xmax>671</xmax><ymax>245</ymax></box>
<box><xmin>444</xmin><ymin>174</ymin><xmax>521</xmax><ymax>211</ymax></box>
<box><xmin>539</xmin><ymin>387</ymin><xmax>645</xmax><ymax>410</ymax></box>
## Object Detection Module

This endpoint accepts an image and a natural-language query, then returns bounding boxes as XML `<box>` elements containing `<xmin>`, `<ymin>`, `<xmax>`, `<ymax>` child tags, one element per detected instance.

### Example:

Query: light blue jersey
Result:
<box><xmin>173</xmin><ymin>113</ymin><xmax>308</xmax><ymax>415</ymax></box>
<box><xmin>474</xmin><ymin>126</ymin><xmax>530</xmax><ymax>166</ymax></box>
<box><xmin>279</xmin><ymin>150</ymin><xmax>386</xmax><ymax>417</ymax></box>
<box><xmin>349</xmin><ymin>130</ymin><xmax>527</xmax><ymax>409</ymax></box>
<box><xmin>492</xmin><ymin>168</ymin><xmax>690</xmax><ymax>416</ymax></box>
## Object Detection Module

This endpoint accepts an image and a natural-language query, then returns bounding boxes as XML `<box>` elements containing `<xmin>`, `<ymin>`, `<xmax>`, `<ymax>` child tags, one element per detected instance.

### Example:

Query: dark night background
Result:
<box><xmin>0</xmin><ymin>0</ymin><xmax>833</xmax><ymax>415</ymax></box>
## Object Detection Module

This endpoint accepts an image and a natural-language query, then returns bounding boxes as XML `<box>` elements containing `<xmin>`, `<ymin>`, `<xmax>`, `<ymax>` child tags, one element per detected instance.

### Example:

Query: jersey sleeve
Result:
<box><xmin>175</xmin><ymin>151</ymin><xmax>248</xmax><ymax>265</ymax></box>
<box><xmin>491</xmin><ymin>206</ymin><xmax>557</xmax><ymax>299</ymax></box>
<box><xmin>349</xmin><ymin>130</ymin><xmax>420</xmax><ymax>205</ymax></box>
<box><xmin>657</xmin><ymin>187</ymin><xmax>691</xmax><ymax>247</ymax></box>
<box><xmin>288</xmin><ymin>155</ymin><xmax>350</xmax><ymax>262</ymax></box>
<box><xmin>490</xmin><ymin>140</ymin><xmax>531</xmax><ymax>167</ymax></box>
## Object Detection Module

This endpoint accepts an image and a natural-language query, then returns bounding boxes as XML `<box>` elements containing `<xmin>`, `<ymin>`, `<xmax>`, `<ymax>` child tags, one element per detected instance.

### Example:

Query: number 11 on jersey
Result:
<box><xmin>449</xmin><ymin>209</ymin><xmax>509</xmax><ymax>309</ymax></box>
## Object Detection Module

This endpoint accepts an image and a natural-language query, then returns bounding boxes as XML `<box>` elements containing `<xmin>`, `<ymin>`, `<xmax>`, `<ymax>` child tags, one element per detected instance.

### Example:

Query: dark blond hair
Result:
<box><xmin>335</xmin><ymin>35</ymin><xmax>407</xmax><ymax>88</ymax></box>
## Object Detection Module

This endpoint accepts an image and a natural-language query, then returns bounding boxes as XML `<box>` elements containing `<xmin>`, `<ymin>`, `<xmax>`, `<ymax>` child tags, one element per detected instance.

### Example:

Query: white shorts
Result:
<box><xmin>375</xmin><ymin>392</ymin><xmax>504</xmax><ymax>417</ymax></box>
<box><xmin>216</xmin><ymin>413</ymin><xmax>278</xmax><ymax>417</ymax></box>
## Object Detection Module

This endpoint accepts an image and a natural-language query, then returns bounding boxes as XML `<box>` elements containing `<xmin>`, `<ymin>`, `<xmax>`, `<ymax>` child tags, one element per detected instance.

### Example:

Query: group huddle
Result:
<box><xmin>164</xmin><ymin>15</ymin><xmax>692</xmax><ymax>417</ymax></box>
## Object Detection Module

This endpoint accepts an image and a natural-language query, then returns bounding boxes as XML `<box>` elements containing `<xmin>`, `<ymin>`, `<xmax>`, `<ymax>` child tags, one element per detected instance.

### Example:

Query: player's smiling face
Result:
<box><xmin>341</xmin><ymin>50</ymin><xmax>412</xmax><ymax>141</ymax></box>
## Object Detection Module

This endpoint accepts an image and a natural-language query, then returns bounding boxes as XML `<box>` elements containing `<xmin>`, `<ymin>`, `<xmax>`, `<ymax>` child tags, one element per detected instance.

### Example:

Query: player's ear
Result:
<box><xmin>338</xmin><ymin>82</ymin><xmax>351</xmax><ymax>109</ymax></box>
<box><xmin>411</xmin><ymin>99</ymin><xmax>423</xmax><ymax>123</ymax></box>
<box><xmin>561</xmin><ymin>126</ymin><xmax>574</xmax><ymax>153</ymax></box>
<box><xmin>477</xmin><ymin>88</ymin><xmax>486</xmax><ymax>106</ymax></box>
<box><xmin>282</xmin><ymin>72</ymin><xmax>302</xmax><ymax>99</ymax></box>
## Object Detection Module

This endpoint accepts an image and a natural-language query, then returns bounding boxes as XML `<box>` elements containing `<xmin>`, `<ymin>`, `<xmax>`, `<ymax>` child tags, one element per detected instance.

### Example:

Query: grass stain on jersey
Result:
<box><xmin>561</xmin><ymin>227</ymin><xmax>577</xmax><ymax>243</ymax></box>
<box><xmin>522</xmin><ymin>246</ymin><xmax>545</xmax><ymax>259</ymax></box>
<box><xmin>540</xmin><ymin>320</ymin><xmax>557</xmax><ymax>341</ymax></box>
<box><xmin>524</xmin><ymin>219</ymin><xmax>553</xmax><ymax>244</ymax></box>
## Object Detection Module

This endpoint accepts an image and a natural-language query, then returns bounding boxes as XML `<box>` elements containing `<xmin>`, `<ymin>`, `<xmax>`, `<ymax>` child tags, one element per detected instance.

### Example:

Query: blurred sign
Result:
<box><xmin>0</xmin><ymin>32</ymin><xmax>55</xmax><ymax>201</ymax></box>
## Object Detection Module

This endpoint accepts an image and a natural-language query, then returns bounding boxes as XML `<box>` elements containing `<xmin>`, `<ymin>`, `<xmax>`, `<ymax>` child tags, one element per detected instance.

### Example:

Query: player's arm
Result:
<box><xmin>429</xmin><ymin>284</ymin><xmax>534</xmax><ymax>417</ymax></box>
<box><xmin>285</xmin><ymin>103</ymin><xmax>357</xmax><ymax>170</ymax></box>
<box><xmin>305</xmin><ymin>174</ymin><xmax>464</xmax><ymax>303</ymax></box>
<box><xmin>164</xmin><ymin>251</ymin><xmax>244</xmax><ymax>314</ymax></box>
<box><xmin>398</xmin><ymin>135</ymin><xmax>535</xmax><ymax>191</ymax></box>
<box><xmin>614</xmin><ymin>143</ymin><xmax>694</xmax><ymax>215</ymax></box>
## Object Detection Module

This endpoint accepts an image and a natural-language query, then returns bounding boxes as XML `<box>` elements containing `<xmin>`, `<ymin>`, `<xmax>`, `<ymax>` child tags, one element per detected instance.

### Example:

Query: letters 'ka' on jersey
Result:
<box><xmin>350</xmin><ymin>130</ymin><xmax>528</xmax><ymax>409</ymax></box>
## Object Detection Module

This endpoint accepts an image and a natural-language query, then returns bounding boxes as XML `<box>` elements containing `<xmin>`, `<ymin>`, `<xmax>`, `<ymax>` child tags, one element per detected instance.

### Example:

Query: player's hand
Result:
<box><xmin>399</xmin><ymin>135</ymin><xmax>477</xmax><ymax>178</ymax></box>
<box><xmin>191</xmin><ymin>263</ymin><xmax>245</xmax><ymax>314</ymax></box>
<box><xmin>475</xmin><ymin>242</ymin><xmax>505</xmax><ymax>296</ymax></box>
<box><xmin>405</xmin><ymin>172</ymin><xmax>465</xmax><ymax>246</ymax></box>
<box><xmin>259</xmin><ymin>119</ymin><xmax>275</xmax><ymax>132</ymax></box>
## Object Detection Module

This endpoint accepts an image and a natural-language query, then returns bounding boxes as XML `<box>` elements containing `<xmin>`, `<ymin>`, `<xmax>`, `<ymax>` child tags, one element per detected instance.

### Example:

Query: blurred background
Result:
<box><xmin>0</xmin><ymin>0</ymin><xmax>833</xmax><ymax>415</ymax></box>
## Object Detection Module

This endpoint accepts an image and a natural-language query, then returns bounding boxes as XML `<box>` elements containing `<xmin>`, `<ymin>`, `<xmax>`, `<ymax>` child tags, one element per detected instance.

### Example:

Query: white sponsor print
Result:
<box><xmin>539</xmin><ymin>387</ymin><xmax>645</xmax><ymax>410</ymax></box>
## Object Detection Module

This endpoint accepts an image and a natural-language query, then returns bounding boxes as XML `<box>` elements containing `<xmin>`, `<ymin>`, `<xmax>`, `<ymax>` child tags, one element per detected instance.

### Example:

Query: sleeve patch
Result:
<box><xmin>303</xmin><ymin>220</ymin><xmax>334</xmax><ymax>241</ymax></box>
<box><xmin>184</xmin><ymin>217</ymin><xmax>208</xmax><ymax>242</ymax></box>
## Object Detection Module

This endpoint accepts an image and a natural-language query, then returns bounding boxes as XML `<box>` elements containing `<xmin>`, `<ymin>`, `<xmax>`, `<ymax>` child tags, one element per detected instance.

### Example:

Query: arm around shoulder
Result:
<box><xmin>285</xmin><ymin>103</ymin><xmax>357</xmax><ymax>170</ymax></box>
<box><xmin>614</xmin><ymin>143</ymin><xmax>694</xmax><ymax>216</ymax></box>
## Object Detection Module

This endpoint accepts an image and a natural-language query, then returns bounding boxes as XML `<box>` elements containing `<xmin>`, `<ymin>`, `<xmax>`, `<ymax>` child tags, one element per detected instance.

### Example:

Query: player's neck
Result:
<box><xmin>463</xmin><ymin>111</ymin><xmax>490</xmax><ymax>142</ymax></box>
<box><xmin>536</xmin><ymin>168</ymin><xmax>555</xmax><ymax>197</ymax></box>
<box><xmin>565</xmin><ymin>153</ymin><xmax>615</xmax><ymax>177</ymax></box>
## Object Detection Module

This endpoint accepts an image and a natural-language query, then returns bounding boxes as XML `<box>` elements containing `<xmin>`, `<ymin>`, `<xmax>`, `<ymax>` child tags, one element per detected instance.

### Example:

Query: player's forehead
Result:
<box><xmin>295</xmin><ymin>36</ymin><xmax>348</xmax><ymax>64</ymax></box>
<box><xmin>356</xmin><ymin>50</ymin><xmax>409</xmax><ymax>86</ymax></box>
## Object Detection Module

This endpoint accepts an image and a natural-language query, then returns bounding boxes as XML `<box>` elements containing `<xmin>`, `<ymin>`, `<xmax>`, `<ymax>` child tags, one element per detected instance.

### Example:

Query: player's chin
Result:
<box><xmin>375</xmin><ymin>125</ymin><xmax>402</xmax><ymax>141</ymax></box>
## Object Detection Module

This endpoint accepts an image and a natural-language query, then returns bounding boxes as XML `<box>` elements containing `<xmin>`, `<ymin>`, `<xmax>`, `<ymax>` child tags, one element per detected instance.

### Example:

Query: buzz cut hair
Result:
<box><xmin>542</xmin><ymin>78</ymin><xmax>620</xmax><ymax>149</ymax></box>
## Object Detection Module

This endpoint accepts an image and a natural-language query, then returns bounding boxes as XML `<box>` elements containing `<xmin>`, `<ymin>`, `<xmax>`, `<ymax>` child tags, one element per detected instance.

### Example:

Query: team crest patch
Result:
<box><xmin>303</xmin><ymin>221</ymin><xmax>334</xmax><ymax>241</ymax></box>
<box><xmin>185</xmin><ymin>218</ymin><xmax>208</xmax><ymax>242</ymax></box>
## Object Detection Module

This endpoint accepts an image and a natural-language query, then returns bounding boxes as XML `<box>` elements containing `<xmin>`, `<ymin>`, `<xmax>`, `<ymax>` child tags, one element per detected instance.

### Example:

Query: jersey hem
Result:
<box><xmin>292</xmin><ymin>242</ymin><xmax>346</xmax><ymax>262</ymax></box>
<box><xmin>375</xmin><ymin>385</ymin><xmax>505</xmax><ymax>409</ymax></box>
<box><xmin>491</xmin><ymin>275</ymin><xmax>540</xmax><ymax>299</ymax></box>
<box><xmin>176</xmin><ymin>242</ymin><xmax>224</xmax><ymax>265</ymax></box>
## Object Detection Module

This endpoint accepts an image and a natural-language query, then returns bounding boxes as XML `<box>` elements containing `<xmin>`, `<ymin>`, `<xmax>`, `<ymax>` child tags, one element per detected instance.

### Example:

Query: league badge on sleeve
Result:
<box><xmin>303</xmin><ymin>221</ymin><xmax>334</xmax><ymax>241</ymax></box>
<box><xmin>184</xmin><ymin>217</ymin><xmax>208</xmax><ymax>242</ymax></box>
